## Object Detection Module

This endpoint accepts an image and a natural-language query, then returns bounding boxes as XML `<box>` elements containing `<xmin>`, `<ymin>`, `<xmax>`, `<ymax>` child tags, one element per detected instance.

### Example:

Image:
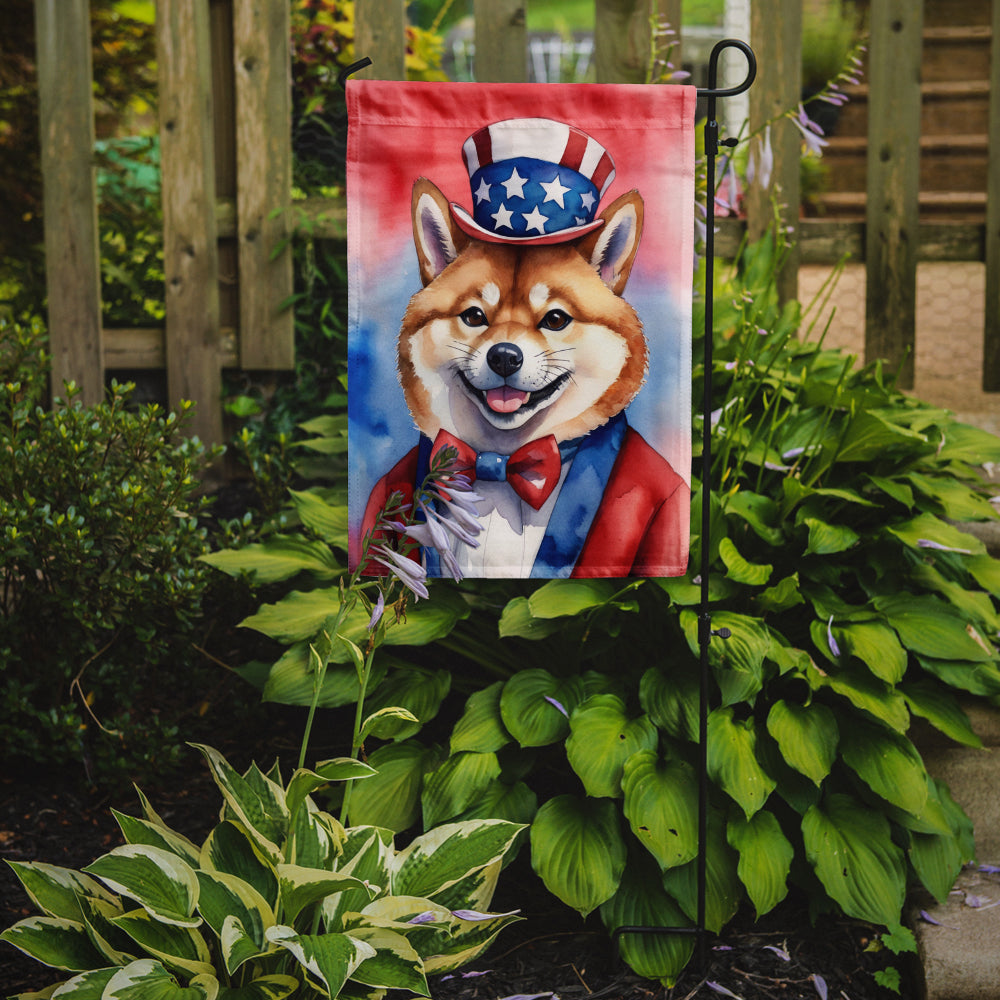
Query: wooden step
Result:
<box><xmin>922</xmin><ymin>25</ymin><xmax>993</xmax><ymax>83</ymax></box>
<box><xmin>921</xmin><ymin>0</ymin><xmax>991</xmax><ymax>28</ymax></box>
<box><xmin>812</xmin><ymin>190</ymin><xmax>987</xmax><ymax>222</ymax></box>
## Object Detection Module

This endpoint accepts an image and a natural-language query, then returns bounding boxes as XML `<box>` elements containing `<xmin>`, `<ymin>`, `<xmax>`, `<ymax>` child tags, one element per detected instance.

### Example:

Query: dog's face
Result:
<box><xmin>398</xmin><ymin>178</ymin><xmax>647</xmax><ymax>453</ymax></box>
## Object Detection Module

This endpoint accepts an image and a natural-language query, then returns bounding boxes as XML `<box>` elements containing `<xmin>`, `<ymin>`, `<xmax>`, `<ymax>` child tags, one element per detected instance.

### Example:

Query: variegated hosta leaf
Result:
<box><xmin>599</xmin><ymin>853</ymin><xmax>694</xmax><ymax>987</ymax></box>
<box><xmin>0</xmin><ymin>916</ymin><xmax>107</xmax><ymax>971</ymax></box>
<box><xmin>420</xmin><ymin>859</ymin><xmax>501</xmax><ymax>918</ymax></box>
<box><xmin>265</xmin><ymin>925</ymin><xmax>376</xmax><ymax>998</ymax></box>
<box><xmin>110</xmin><ymin>908</ymin><xmax>214</xmax><ymax>978</ymax></box>
<box><xmin>706</xmin><ymin>707</ymin><xmax>776</xmax><ymax>818</ymax></box>
<box><xmin>727</xmin><ymin>810</ymin><xmax>793</xmax><ymax>917</ymax></box>
<box><xmin>391</xmin><ymin>820</ymin><xmax>524</xmax><ymax>901</ymax></box>
<box><xmin>285</xmin><ymin>760</ymin><xmax>375</xmax><ymax>824</ymax></box>
<box><xmin>112</xmin><ymin>810</ymin><xmax>201</xmax><ymax>868</ymax></box>
<box><xmin>765</xmin><ymin>700</ymin><xmax>838</xmax><ymax>786</ymax></box>
<box><xmin>499</xmin><ymin>669</ymin><xmax>585</xmax><ymax>747</ymax></box>
<box><xmin>661</xmin><ymin>810</ymin><xmax>742</xmax><ymax>934</ymax></box>
<box><xmin>621</xmin><ymin>751</ymin><xmax>699</xmax><ymax>871</ymax></box>
<box><xmin>529</xmin><ymin>795</ymin><xmax>626</xmax><ymax>917</ymax></box>
<box><xmin>46</xmin><ymin>966</ymin><xmax>118</xmax><ymax>997</ymax></box>
<box><xmin>421</xmin><ymin>751</ymin><xmax>502</xmax><ymax>829</ymax></box>
<box><xmin>102</xmin><ymin>958</ymin><xmax>218</xmax><ymax>999</ymax></box>
<box><xmin>344</xmin><ymin>926</ymin><xmax>429</xmax><ymax>995</ymax></box>
<box><xmin>83</xmin><ymin>846</ymin><xmax>200</xmax><ymax>928</ymax></box>
<box><xmin>214</xmin><ymin>974</ymin><xmax>299</xmax><ymax>1000</ymax></box>
<box><xmin>323</xmin><ymin>829</ymin><xmax>393</xmax><ymax>931</ymax></box>
<box><xmin>838</xmin><ymin>718</ymin><xmax>929</xmax><ymax>817</ymax></box>
<box><xmin>565</xmin><ymin>695</ymin><xmax>658</xmax><ymax>799</ymax></box>
<box><xmin>195</xmin><ymin>871</ymin><xmax>274</xmax><ymax>974</ymax></box>
<box><xmin>347</xmin><ymin>740</ymin><xmax>442</xmax><ymax>832</ymax></box>
<box><xmin>361</xmin><ymin>666</ymin><xmax>452</xmax><ymax>741</ymax></box>
<box><xmin>802</xmin><ymin>793</ymin><xmax>906</xmax><ymax>926</ymax></box>
<box><xmin>77</xmin><ymin>894</ymin><xmax>136</xmax><ymax>966</ymax></box>
<box><xmin>200</xmin><ymin>822</ymin><xmax>278</xmax><ymax>910</ymax></box>
<box><xmin>191</xmin><ymin>745</ymin><xmax>287</xmax><ymax>863</ymax></box>
<box><xmin>288</xmin><ymin>801</ymin><xmax>344</xmax><ymax>870</ymax></box>
<box><xmin>4</xmin><ymin>861</ymin><xmax>118</xmax><ymax>922</ymax></box>
<box><xmin>450</xmin><ymin>681</ymin><xmax>511</xmax><ymax>754</ymax></box>
<box><xmin>276</xmin><ymin>864</ymin><xmax>375</xmax><ymax>925</ymax></box>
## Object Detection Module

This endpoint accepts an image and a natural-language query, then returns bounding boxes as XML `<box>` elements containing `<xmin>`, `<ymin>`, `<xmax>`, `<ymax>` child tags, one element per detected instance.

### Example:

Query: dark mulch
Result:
<box><xmin>1</xmin><ymin>748</ymin><xmax>915</xmax><ymax>1000</ymax></box>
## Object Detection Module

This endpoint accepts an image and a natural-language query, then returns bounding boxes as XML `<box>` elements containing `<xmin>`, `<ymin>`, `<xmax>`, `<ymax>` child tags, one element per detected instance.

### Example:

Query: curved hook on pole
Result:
<box><xmin>697</xmin><ymin>38</ymin><xmax>756</xmax><ymax>99</ymax></box>
<box><xmin>337</xmin><ymin>57</ymin><xmax>373</xmax><ymax>90</ymax></box>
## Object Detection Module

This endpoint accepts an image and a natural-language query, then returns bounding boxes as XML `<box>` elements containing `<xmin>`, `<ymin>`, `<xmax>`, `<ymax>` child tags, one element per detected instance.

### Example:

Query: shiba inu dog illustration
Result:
<box><xmin>360</xmin><ymin>118</ymin><xmax>689</xmax><ymax>578</ymax></box>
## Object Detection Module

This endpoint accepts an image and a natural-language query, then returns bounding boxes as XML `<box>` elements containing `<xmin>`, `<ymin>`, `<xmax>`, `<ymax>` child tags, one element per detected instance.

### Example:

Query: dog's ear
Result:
<box><xmin>412</xmin><ymin>177</ymin><xmax>469</xmax><ymax>286</ymax></box>
<box><xmin>576</xmin><ymin>190</ymin><xmax>644</xmax><ymax>296</ymax></box>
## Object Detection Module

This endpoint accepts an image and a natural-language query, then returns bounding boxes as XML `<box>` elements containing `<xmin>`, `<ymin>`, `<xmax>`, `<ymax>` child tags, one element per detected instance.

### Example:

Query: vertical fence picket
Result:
<box><xmin>157</xmin><ymin>0</ymin><xmax>222</xmax><ymax>445</ymax></box>
<box><xmin>34</xmin><ymin>0</ymin><xmax>103</xmax><ymax>405</ymax></box>
<box><xmin>233</xmin><ymin>0</ymin><xmax>294</xmax><ymax>369</ymax></box>
<box><xmin>864</xmin><ymin>0</ymin><xmax>923</xmax><ymax>390</ymax></box>
<box><xmin>474</xmin><ymin>0</ymin><xmax>527</xmax><ymax>82</ymax></box>
<box><xmin>746</xmin><ymin>0</ymin><xmax>801</xmax><ymax>304</ymax></box>
<box><xmin>983</xmin><ymin>0</ymin><xmax>1000</xmax><ymax>390</ymax></box>
<box><xmin>355</xmin><ymin>0</ymin><xmax>407</xmax><ymax>80</ymax></box>
<box><xmin>594</xmin><ymin>0</ymin><xmax>653</xmax><ymax>84</ymax></box>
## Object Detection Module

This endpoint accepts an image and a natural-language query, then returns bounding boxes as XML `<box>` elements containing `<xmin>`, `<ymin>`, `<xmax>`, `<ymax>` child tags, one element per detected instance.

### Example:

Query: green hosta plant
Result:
<box><xmin>1</xmin><ymin>743</ymin><xmax>523</xmax><ymax>999</ymax></box>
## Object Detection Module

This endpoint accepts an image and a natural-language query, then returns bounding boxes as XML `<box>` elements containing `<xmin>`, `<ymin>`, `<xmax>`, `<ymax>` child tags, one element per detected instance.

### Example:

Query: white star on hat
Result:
<box><xmin>521</xmin><ymin>205</ymin><xmax>548</xmax><ymax>235</ymax></box>
<box><xmin>580</xmin><ymin>191</ymin><xmax>596</xmax><ymax>211</ymax></box>
<box><xmin>501</xmin><ymin>167</ymin><xmax>527</xmax><ymax>199</ymax></box>
<box><xmin>475</xmin><ymin>178</ymin><xmax>492</xmax><ymax>204</ymax></box>
<box><xmin>492</xmin><ymin>203</ymin><xmax>514</xmax><ymax>229</ymax></box>
<box><xmin>540</xmin><ymin>175</ymin><xmax>571</xmax><ymax>209</ymax></box>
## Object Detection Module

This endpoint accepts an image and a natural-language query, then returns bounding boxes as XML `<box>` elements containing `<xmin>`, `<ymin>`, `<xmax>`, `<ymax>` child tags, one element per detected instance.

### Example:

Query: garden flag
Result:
<box><xmin>347</xmin><ymin>80</ymin><xmax>695</xmax><ymax>579</ymax></box>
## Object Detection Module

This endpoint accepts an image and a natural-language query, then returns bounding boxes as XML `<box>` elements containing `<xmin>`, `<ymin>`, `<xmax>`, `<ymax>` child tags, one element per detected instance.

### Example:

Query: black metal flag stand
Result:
<box><xmin>341</xmin><ymin>38</ymin><xmax>758</xmax><ymax>975</ymax></box>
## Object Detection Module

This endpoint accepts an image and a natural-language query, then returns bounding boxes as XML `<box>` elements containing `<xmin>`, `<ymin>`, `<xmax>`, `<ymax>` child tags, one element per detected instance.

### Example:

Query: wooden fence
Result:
<box><xmin>33</xmin><ymin>0</ymin><xmax>1000</xmax><ymax>445</ymax></box>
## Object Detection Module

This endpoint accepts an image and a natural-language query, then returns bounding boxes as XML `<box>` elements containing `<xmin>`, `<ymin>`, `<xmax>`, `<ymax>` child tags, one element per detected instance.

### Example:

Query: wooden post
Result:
<box><xmin>594</xmin><ymin>0</ymin><xmax>652</xmax><ymax>84</ymax></box>
<box><xmin>474</xmin><ymin>0</ymin><xmax>526</xmax><ymax>83</ymax></box>
<box><xmin>157</xmin><ymin>0</ymin><xmax>223</xmax><ymax>444</ymax></box>
<box><xmin>354</xmin><ymin>0</ymin><xmax>406</xmax><ymax>80</ymax></box>
<box><xmin>657</xmin><ymin>0</ymin><xmax>683</xmax><ymax>79</ymax></box>
<box><xmin>746</xmin><ymin>0</ymin><xmax>801</xmax><ymax>304</ymax></box>
<box><xmin>34</xmin><ymin>0</ymin><xmax>104</xmax><ymax>405</ymax></box>
<box><xmin>983</xmin><ymin>0</ymin><xmax>1000</xmax><ymax>390</ymax></box>
<box><xmin>864</xmin><ymin>0</ymin><xmax>923</xmax><ymax>389</ymax></box>
<box><xmin>233</xmin><ymin>0</ymin><xmax>294</xmax><ymax>369</ymax></box>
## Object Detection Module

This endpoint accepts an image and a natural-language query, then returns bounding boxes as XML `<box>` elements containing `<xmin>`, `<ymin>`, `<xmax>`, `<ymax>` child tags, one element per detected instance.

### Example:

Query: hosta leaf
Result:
<box><xmin>453</xmin><ymin>779</ymin><xmax>538</xmax><ymax>827</ymax></box>
<box><xmin>802</xmin><ymin>793</ymin><xmax>906</xmax><ymax>926</ymax></box>
<box><xmin>660</xmin><ymin>809</ymin><xmax>741</xmax><ymax>933</ymax></box>
<box><xmin>285</xmin><ymin>760</ymin><xmax>376</xmax><ymax>822</ymax></box>
<box><xmin>200</xmin><ymin>535</ymin><xmax>343</xmax><ymax>584</ymax></box>
<box><xmin>765</xmin><ymin>700</ymin><xmax>838</xmax><ymax>786</ymax></box>
<box><xmin>681</xmin><ymin>610</ymin><xmax>770</xmax><ymax>706</ymax></box>
<box><xmin>727</xmin><ymin>811</ymin><xmax>793</xmax><ymax>917</ymax></box>
<box><xmin>195</xmin><ymin>871</ymin><xmax>273</xmax><ymax>973</ymax></box>
<box><xmin>362</xmin><ymin>667</ymin><xmax>451</xmax><ymax>740</ymax></box>
<box><xmin>215</xmin><ymin>975</ymin><xmax>299</xmax><ymax>1000</ymax></box>
<box><xmin>322</xmin><ymin>829</ymin><xmax>393</xmax><ymax>931</ymax></box>
<box><xmin>450</xmin><ymin>682</ymin><xmax>511</xmax><ymax>754</ymax></box>
<box><xmin>112</xmin><ymin>812</ymin><xmax>201</xmax><ymax>868</ymax></box>
<box><xmin>707</xmin><ymin>708</ymin><xmax>776</xmax><ymax>818</ymax></box>
<box><xmin>885</xmin><ymin>512</ymin><xmax>985</xmax><ymax>557</ymax></box>
<box><xmin>288</xmin><ymin>488</ymin><xmax>349</xmax><ymax>544</ymax></box>
<box><xmin>900</xmin><ymin>680</ymin><xmax>982</xmax><ymax>748</ymax></box>
<box><xmin>809</xmin><ymin>661</ymin><xmax>909</xmax><ymax>732</ymax></box>
<box><xmin>393</xmin><ymin>820</ymin><xmax>524</xmax><ymax>900</ymax></box>
<box><xmin>718</xmin><ymin>537</ymin><xmax>772</xmax><ymax>585</ymax></box>
<box><xmin>566</xmin><ymin>695</ymin><xmax>658</xmax><ymax>798</ymax></box>
<box><xmin>0</xmin><ymin>916</ymin><xmax>107</xmax><ymax>971</ymax></box>
<box><xmin>915</xmin><ymin>655</ymin><xmax>1000</xmax><ymax>697</ymax></box>
<box><xmin>497</xmin><ymin>596</ymin><xmax>564</xmax><ymax>639</ymax></box>
<box><xmin>345</xmin><ymin>926</ymin><xmax>428</xmax><ymax>994</ymax></box>
<box><xmin>527</xmin><ymin>578</ymin><xmax>620</xmax><ymax>617</ymax></box>
<box><xmin>200</xmin><ymin>822</ymin><xmax>278</xmax><ymax>909</ymax></box>
<box><xmin>5</xmin><ymin>862</ymin><xmax>117</xmax><ymax>923</ymax></box>
<box><xmin>874</xmin><ymin>594</ymin><xmax>995</xmax><ymax>662</ymax></box>
<box><xmin>191</xmin><ymin>746</ymin><xmax>287</xmax><ymax>863</ymax></box>
<box><xmin>276</xmin><ymin>865</ymin><xmax>374</xmax><ymax>925</ymax></box>
<box><xmin>639</xmin><ymin>664</ymin><xmax>699</xmax><ymax>743</ymax></box>
<box><xmin>103</xmin><ymin>959</ymin><xmax>218</xmax><ymax>1000</ymax></box>
<box><xmin>599</xmin><ymin>853</ymin><xmax>694</xmax><ymax>987</ymax></box>
<box><xmin>360</xmin><ymin>706</ymin><xmax>421</xmax><ymax>742</ymax></box>
<box><xmin>966</xmin><ymin>553</ymin><xmax>1000</xmax><ymax>597</ymax></box>
<box><xmin>802</xmin><ymin>517</ymin><xmax>859</xmax><ymax>556</ymax></box>
<box><xmin>830</xmin><ymin>621</ymin><xmax>907</xmax><ymax>684</ymax></box>
<box><xmin>260</xmin><ymin>643</ymin><xmax>387</xmax><ymax>709</ymax></box>
<box><xmin>83</xmin><ymin>846</ymin><xmax>200</xmax><ymax>928</ymax></box>
<box><xmin>838</xmin><ymin>718</ymin><xmax>929</xmax><ymax>816</ymax></box>
<box><xmin>421</xmin><ymin>751</ymin><xmax>502</xmax><ymax>828</ymax></box>
<box><xmin>935</xmin><ymin>421</ymin><xmax>1000</xmax><ymax>464</ymax></box>
<box><xmin>46</xmin><ymin>967</ymin><xmax>118</xmax><ymax>998</ymax></box>
<box><xmin>724</xmin><ymin>490</ymin><xmax>784</xmax><ymax>545</ymax></box>
<box><xmin>755</xmin><ymin>573</ymin><xmax>804</xmax><ymax>614</ymax></box>
<box><xmin>906</xmin><ymin>472</ymin><xmax>998</xmax><ymax>521</ymax></box>
<box><xmin>423</xmin><ymin>907</ymin><xmax>522</xmax><ymax>974</ymax></box>
<box><xmin>834</xmin><ymin>410</ymin><xmax>927</xmax><ymax>463</ymax></box>
<box><xmin>530</xmin><ymin>795</ymin><xmax>626</xmax><ymax>917</ymax></box>
<box><xmin>347</xmin><ymin>740</ymin><xmax>442</xmax><ymax>832</ymax></box>
<box><xmin>265</xmin><ymin>926</ymin><xmax>375</xmax><ymax>997</ymax></box>
<box><xmin>909</xmin><ymin>829</ymin><xmax>965</xmax><ymax>905</ymax></box>
<box><xmin>621</xmin><ymin>751</ymin><xmax>699</xmax><ymax>870</ymax></box>
<box><xmin>499</xmin><ymin>670</ymin><xmax>585</xmax><ymax>747</ymax></box>
<box><xmin>111</xmin><ymin>909</ymin><xmax>213</xmax><ymax>978</ymax></box>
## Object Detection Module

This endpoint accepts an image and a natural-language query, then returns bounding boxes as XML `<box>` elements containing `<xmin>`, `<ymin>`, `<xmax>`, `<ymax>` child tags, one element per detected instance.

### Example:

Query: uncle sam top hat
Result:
<box><xmin>449</xmin><ymin>118</ymin><xmax>616</xmax><ymax>246</ymax></box>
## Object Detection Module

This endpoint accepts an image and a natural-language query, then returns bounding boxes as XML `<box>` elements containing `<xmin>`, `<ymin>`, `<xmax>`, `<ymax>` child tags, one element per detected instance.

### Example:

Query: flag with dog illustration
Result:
<box><xmin>347</xmin><ymin>80</ymin><xmax>696</xmax><ymax>580</ymax></box>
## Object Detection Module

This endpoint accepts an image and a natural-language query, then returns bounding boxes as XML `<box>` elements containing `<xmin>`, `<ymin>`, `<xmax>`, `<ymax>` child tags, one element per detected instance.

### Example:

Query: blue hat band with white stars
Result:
<box><xmin>469</xmin><ymin>158</ymin><xmax>600</xmax><ymax>240</ymax></box>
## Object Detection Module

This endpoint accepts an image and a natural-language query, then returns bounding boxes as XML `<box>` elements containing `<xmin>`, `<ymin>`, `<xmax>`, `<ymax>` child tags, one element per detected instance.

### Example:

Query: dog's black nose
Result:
<box><xmin>487</xmin><ymin>342</ymin><xmax>523</xmax><ymax>377</ymax></box>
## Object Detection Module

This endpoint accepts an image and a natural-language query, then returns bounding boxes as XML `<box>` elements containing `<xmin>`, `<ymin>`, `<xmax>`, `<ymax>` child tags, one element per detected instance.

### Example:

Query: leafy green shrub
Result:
<box><xmin>0</xmin><ymin>316</ymin><xmax>220</xmax><ymax>783</ymax></box>
<box><xmin>1</xmin><ymin>743</ymin><xmax>524</xmax><ymax>998</ymax></box>
<box><xmin>209</xmin><ymin>234</ymin><xmax>1000</xmax><ymax>985</ymax></box>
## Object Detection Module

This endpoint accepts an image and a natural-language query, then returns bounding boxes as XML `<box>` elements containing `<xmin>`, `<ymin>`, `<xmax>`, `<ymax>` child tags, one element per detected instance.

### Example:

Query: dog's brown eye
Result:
<box><xmin>539</xmin><ymin>309</ymin><xmax>572</xmax><ymax>332</ymax></box>
<box><xmin>459</xmin><ymin>307</ymin><xmax>488</xmax><ymax>328</ymax></box>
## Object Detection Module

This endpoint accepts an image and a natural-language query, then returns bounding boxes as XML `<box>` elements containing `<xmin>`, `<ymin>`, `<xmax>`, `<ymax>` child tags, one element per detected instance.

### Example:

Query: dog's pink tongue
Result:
<box><xmin>486</xmin><ymin>386</ymin><xmax>530</xmax><ymax>413</ymax></box>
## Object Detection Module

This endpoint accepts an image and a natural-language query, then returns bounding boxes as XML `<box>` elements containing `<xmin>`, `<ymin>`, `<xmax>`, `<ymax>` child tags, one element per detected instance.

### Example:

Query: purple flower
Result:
<box><xmin>367</xmin><ymin>590</ymin><xmax>385</xmax><ymax>631</ymax></box>
<box><xmin>747</xmin><ymin>125</ymin><xmax>774</xmax><ymax>191</ymax></box>
<box><xmin>370</xmin><ymin>544</ymin><xmax>429</xmax><ymax>600</ymax></box>
<box><xmin>812</xmin><ymin>974</ymin><xmax>828</xmax><ymax>1000</ymax></box>
<box><xmin>451</xmin><ymin>908</ymin><xmax>520</xmax><ymax>921</ymax></box>
<box><xmin>791</xmin><ymin>104</ymin><xmax>829</xmax><ymax>156</ymax></box>
<box><xmin>917</xmin><ymin>538</ymin><xmax>973</xmax><ymax>554</ymax></box>
<box><xmin>827</xmin><ymin>616</ymin><xmax>841</xmax><ymax>658</ymax></box>
<box><xmin>706</xmin><ymin>983</ymin><xmax>742</xmax><ymax>999</ymax></box>
<box><xmin>763</xmin><ymin>944</ymin><xmax>790</xmax><ymax>961</ymax></box>
<box><xmin>544</xmin><ymin>695</ymin><xmax>569</xmax><ymax>718</ymax></box>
